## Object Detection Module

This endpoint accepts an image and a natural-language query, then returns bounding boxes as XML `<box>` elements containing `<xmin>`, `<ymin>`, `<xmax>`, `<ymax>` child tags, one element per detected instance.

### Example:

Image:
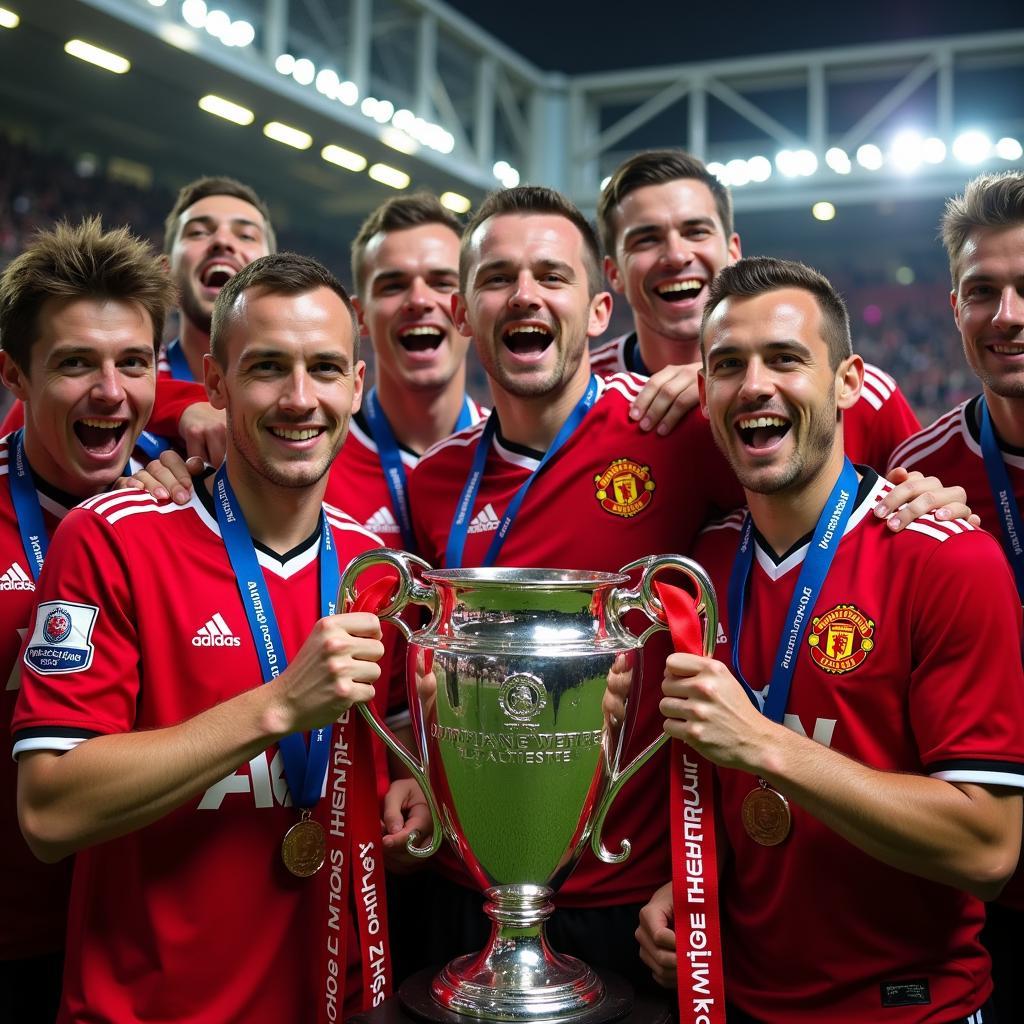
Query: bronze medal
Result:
<box><xmin>741</xmin><ymin>781</ymin><xmax>791</xmax><ymax>846</ymax></box>
<box><xmin>281</xmin><ymin>815</ymin><xmax>326</xmax><ymax>877</ymax></box>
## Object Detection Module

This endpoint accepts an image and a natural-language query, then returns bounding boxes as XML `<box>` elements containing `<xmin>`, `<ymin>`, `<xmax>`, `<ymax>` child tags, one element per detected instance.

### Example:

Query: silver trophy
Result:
<box><xmin>340</xmin><ymin>552</ymin><xmax>717</xmax><ymax>1023</ymax></box>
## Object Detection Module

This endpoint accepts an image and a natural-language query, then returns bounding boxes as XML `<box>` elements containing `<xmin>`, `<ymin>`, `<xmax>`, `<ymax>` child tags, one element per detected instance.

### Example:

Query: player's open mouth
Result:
<box><xmin>736</xmin><ymin>414</ymin><xmax>791</xmax><ymax>451</ymax></box>
<box><xmin>398</xmin><ymin>325</ymin><xmax>445</xmax><ymax>352</ymax></box>
<box><xmin>200</xmin><ymin>262</ymin><xmax>238</xmax><ymax>289</ymax></box>
<box><xmin>73</xmin><ymin>418</ymin><xmax>128</xmax><ymax>455</ymax></box>
<box><xmin>502</xmin><ymin>323</ymin><xmax>554</xmax><ymax>356</ymax></box>
<box><xmin>655</xmin><ymin>279</ymin><xmax>703</xmax><ymax>304</ymax></box>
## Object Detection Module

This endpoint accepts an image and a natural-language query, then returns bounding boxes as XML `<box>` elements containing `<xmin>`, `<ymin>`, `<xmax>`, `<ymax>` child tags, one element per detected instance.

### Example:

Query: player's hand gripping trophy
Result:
<box><xmin>341</xmin><ymin>552</ymin><xmax>718</xmax><ymax>1023</ymax></box>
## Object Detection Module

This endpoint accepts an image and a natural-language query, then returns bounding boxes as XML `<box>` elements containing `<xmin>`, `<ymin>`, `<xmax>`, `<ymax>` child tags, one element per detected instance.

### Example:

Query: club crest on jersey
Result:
<box><xmin>594</xmin><ymin>458</ymin><xmax>655</xmax><ymax>518</ymax></box>
<box><xmin>807</xmin><ymin>604</ymin><xmax>875</xmax><ymax>674</ymax></box>
<box><xmin>24</xmin><ymin>600</ymin><xmax>99</xmax><ymax>674</ymax></box>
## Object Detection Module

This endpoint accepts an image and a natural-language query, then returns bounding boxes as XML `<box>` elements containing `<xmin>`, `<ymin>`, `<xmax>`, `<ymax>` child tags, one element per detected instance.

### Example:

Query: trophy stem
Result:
<box><xmin>430</xmin><ymin>884</ymin><xmax>605</xmax><ymax>1022</ymax></box>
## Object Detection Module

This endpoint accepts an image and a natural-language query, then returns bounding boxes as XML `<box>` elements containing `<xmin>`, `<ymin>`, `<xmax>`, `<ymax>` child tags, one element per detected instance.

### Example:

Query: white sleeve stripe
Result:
<box><xmin>889</xmin><ymin>418</ymin><xmax>962</xmax><ymax>470</ymax></box>
<box><xmin>858</xmin><ymin>388</ymin><xmax>884</xmax><ymax>411</ymax></box>
<box><xmin>12</xmin><ymin>735</ymin><xmax>88</xmax><ymax>759</ymax></box>
<box><xmin>862</xmin><ymin>363</ymin><xmax>897</xmax><ymax>389</ymax></box>
<box><xmin>861</xmin><ymin>368</ymin><xmax>894</xmax><ymax>401</ymax></box>
<box><xmin>106</xmin><ymin>501</ymin><xmax>188</xmax><ymax>526</ymax></box>
<box><xmin>82</xmin><ymin>491</ymin><xmax>156</xmax><ymax>517</ymax></box>
<box><xmin>325</xmin><ymin>518</ymin><xmax>385</xmax><ymax>546</ymax></box>
<box><xmin>932</xmin><ymin>769</ymin><xmax>1024</xmax><ymax>788</ymax></box>
<box><xmin>905</xmin><ymin>521</ymin><xmax>955</xmax><ymax>542</ymax></box>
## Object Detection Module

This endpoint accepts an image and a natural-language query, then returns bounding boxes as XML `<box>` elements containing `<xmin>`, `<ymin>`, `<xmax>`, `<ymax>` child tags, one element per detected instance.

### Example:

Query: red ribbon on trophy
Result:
<box><xmin>317</xmin><ymin>576</ymin><xmax>397</xmax><ymax>1022</ymax></box>
<box><xmin>655</xmin><ymin>582</ymin><xmax>727</xmax><ymax>1024</ymax></box>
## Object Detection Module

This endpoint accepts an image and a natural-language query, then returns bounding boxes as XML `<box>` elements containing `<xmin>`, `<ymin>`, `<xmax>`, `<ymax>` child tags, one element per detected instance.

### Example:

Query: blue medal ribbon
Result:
<box><xmin>133</xmin><ymin>430</ymin><xmax>172</xmax><ymax>462</ymax></box>
<box><xmin>165</xmin><ymin>338</ymin><xmax>195</xmax><ymax>382</ymax></box>
<box><xmin>213</xmin><ymin>466</ymin><xmax>338</xmax><ymax>808</ymax></box>
<box><xmin>445</xmin><ymin>375</ymin><xmax>600</xmax><ymax>568</ymax></box>
<box><xmin>978</xmin><ymin>397</ymin><xmax>1024</xmax><ymax>599</ymax></box>
<box><xmin>364</xmin><ymin>388</ymin><xmax>476</xmax><ymax>551</ymax></box>
<box><xmin>8</xmin><ymin>429</ymin><xmax>48</xmax><ymax>581</ymax></box>
<box><xmin>727</xmin><ymin>458</ymin><xmax>859</xmax><ymax>721</ymax></box>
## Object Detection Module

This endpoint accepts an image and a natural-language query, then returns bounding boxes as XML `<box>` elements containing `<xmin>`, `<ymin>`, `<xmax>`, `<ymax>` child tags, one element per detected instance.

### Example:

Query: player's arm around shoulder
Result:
<box><xmin>15</xmin><ymin>508</ymin><xmax>384</xmax><ymax>863</ymax></box>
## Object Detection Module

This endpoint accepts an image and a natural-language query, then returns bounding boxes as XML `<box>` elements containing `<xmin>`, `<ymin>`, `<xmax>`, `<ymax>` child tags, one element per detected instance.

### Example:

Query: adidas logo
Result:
<box><xmin>192</xmin><ymin>613</ymin><xmax>242</xmax><ymax>647</ymax></box>
<box><xmin>467</xmin><ymin>503</ymin><xmax>500</xmax><ymax>534</ymax></box>
<box><xmin>0</xmin><ymin>562</ymin><xmax>34</xmax><ymax>591</ymax></box>
<box><xmin>365</xmin><ymin>505</ymin><xmax>400</xmax><ymax>534</ymax></box>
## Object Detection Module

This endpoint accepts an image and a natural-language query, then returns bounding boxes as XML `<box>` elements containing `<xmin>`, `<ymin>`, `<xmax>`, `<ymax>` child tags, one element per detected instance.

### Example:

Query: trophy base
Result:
<box><xmin>399</xmin><ymin>967</ymin><xmax>637</xmax><ymax>1024</ymax></box>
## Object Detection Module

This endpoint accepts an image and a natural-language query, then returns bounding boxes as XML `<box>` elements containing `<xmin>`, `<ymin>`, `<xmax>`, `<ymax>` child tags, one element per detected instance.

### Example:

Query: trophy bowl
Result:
<box><xmin>340</xmin><ymin>554</ymin><xmax>717</xmax><ymax>1023</ymax></box>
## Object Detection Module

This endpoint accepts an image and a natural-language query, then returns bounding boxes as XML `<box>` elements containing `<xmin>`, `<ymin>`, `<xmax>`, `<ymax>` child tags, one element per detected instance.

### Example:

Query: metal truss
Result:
<box><xmin>70</xmin><ymin>2</ymin><xmax>1024</xmax><ymax>210</ymax></box>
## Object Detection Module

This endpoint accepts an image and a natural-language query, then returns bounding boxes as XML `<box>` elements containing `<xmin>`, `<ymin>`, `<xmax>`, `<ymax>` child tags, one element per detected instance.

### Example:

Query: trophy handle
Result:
<box><xmin>591</xmin><ymin>554</ymin><xmax>719</xmax><ymax>864</ymax></box>
<box><xmin>338</xmin><ymin>548</ymin><xmax>443</xmax><ymax>859</ymax></box>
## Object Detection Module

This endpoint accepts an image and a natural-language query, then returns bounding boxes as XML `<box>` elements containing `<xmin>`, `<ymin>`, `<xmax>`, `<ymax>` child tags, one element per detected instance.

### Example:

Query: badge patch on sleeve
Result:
<box><xmin>24</xmin><ymin>601</ymin><xmax>99</xmax><ymax>674</ymax></box>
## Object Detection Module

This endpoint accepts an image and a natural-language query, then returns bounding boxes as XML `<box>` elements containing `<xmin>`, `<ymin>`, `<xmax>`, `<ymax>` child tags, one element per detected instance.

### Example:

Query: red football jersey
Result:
<box><xmin>589</xmin><ymin>333</ymin><xmax>920</xmax><ymax>473</ymax></box>
<box><xmin>13</xmin><ymin>484</ymin><xmax>388</xmax><ymax>1023</ymax></box>
<box><xmin>325</xmin><ymin>401</ymin><xmax>486</xmax><ymax>542</ymax></box>
<box><xmin>0</xmin><ymin>435</ymin><xmax>74</xmax><ymax>959</ymax></box>
<box><xmin>694</xmin><ymin>471</ymin><xmax>1024</xmax><ymax>1023</ymax></box>
<box><xmin>409</xmin><ymin>373</ymin><xmax>742</xmax><ymax>907</ymax></box>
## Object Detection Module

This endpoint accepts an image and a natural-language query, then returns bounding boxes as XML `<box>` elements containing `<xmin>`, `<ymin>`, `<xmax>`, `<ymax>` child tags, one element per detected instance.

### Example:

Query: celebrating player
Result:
<box><xmin>406</xmin><ymin>187</ymin><xmax>972</xmax><ymax>991</ymax></box>
<box><xmin>13</xmin><ymin>252</ymin><xmax>423</xmax><ymax>1022</ymax></box>
<box><xmin>887</xmin><ymin>170</ymin><xmax>1024</xmax><ymax>1021</ymax></box>
<box><xmin>638</xmin><ymin>256</ymin><xmax>1024</xmax><ymax>1023</ymax></box>
<box><xmin>0</xmin><ymin>218</ymin><xmax>174</xmax><ymax>1022</ymax></box>
<box><xmin>595</xmin><ymin>149</ymin><xmax>920</xmax><ymax>467</ymax></box>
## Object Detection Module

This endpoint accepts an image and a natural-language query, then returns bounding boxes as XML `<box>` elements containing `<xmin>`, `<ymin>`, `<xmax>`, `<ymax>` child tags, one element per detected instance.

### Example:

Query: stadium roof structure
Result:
<box><xmin>2</xmin><ymin>0</ymin><xmax>1023</xmax><ymax>251</ymax></box>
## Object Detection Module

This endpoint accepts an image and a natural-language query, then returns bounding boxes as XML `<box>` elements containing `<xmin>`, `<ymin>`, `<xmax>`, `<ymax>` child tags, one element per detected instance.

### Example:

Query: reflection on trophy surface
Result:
<box><xmin>341</xmin><ymin>552</ymin><xmax>717</xmax><ymax>1023</ymax></box>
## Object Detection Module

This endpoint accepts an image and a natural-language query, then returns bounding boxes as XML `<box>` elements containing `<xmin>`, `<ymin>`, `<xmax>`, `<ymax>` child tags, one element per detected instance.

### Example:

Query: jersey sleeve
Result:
<box><xmin>850</xmin><ymin>370</ymin><xmax>921</xmax><ymax>473</ymax></box>
<box><xmin>908</xmin><ymin>529</ymin><xmax>1024</xmax><ymax>787</ymax></box>
<box><xmin>144</xmin><ymin>378</ymin><xmax>210</xmax><ymax>440</ymax></box>
<box><xmin>12</xmin><ymin>508</ymin><xmax>140</xmax><ymax>755</ymax></box>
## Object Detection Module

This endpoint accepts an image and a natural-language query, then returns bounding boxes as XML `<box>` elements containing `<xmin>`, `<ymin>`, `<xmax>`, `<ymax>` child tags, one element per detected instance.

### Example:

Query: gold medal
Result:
<box><xmin>281</xmin><ymin>812</ymin><xmax>326</xmax><ymax>877</ymax></box>
<box><xmin>741</xmin><ymin>779</ymin><xmax>791</xmax><ymax>846</ymax></box>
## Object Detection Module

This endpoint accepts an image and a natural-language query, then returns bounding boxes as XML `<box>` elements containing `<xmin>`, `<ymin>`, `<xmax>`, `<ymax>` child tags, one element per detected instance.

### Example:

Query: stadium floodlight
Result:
<box><xmin>706</xmin><ymin>161</ymin><xmax>727</xmax><ymax>182</ymax></box>
<box><xmin>321</xmin><ymin>144</ymin><xmax>367</xmax><ymax>172</ymax></box>
<box><xmin>952</xmin><ymin>131</ymin><xmax>991</xmax><ymax>164</ymax></box>
<box><xmin>263</xmin><ymin>121</ymin><xmax>312</xmax><ymax>150</ymax></box>
<box><xmin>0</xmin><ymin>7</ymin><xmax>19</xmax><ymax>28</ymax></box>
<box><xmin>435</xmin><ymin>130</ymin><xmax>455</xmax><ymax>155</ymax></box>
<box><xmin>441</xmin><ymin>192</ymin><xmax>472</xmax><ymax>214</ymax></box>
<box><xmin>775</xmin><ymin>150</ymin><xmax>799</xmax><ymax>177</ymax></box>
<box><xmin>856</xmin><ymin>144</ymin><xmax>883</xmax><ymax>170</ymax></box>
<box><xmin>492</xmin><ymin>161</ymin><xmax>520</xmax><ymax>188</ymax></box>
<box><xmin>65</xmin><ymin>39</ymin><xmax>131</xmax><ymax>74</ymax></box>
<box><xmin>275</xmin><ymin>53</ymin><xmax>295</xmax><ymax>75</ymax></box>
<box><xmin>336</xmin><ymin>81</ymin><xmax>358</xmax><ymax>106</ymax></box>
<box><xmin>373</xmin><ymin>100</ymin><xmax>394</xmax><ymax>124</ymax></box>
<box><xmin>321</xmin><ymin>145</ymin><xmax>366</xmax><ymax>172</ymax></box>
<box><xmin>315</xmin><ymin>69</ymin><xmax>339</xmax><ymax>96</ymax></box>
<box><xmin>181</xmin><ymin>0</ymin><xmax>206</xmax><ymax>29</ymax></box>
<box><xmin>204</xmin><ymin>9</ymin><xmax>230</xmax><ymax>39</ymax></box>
<box><xmin>726</xmin><ymin>158</ymin><xmax>750</xmax><ymax>187</ymax></box>
<box><xmin>292</xmin><ymin>58</ymin><xmax>315</xmax><ymax>86</ymax></box>
<box><xmin>922</xmin><ymin>137</ymin><xmax>946</xmax><ymax>164</ymax></box>
<box><xmin>793</xmin><ymin>150</ymin><xmax>817</xmax><ymax>176</ymax></box>
<box><xmin>890</xmin><ymin>130</ymin><xmax>924</xmax><ymax>173</ymax></box>
<box><xmin>996</xmin><ymin>137</ymin><xmax>1024</xmax><ymax>161</ymax></box>
<box><xmin>392</xmin><ymin>109</ymin><xmax>415</xmax><ymax>132</ymax></box>
<box><xmin>825</xmin><ymin>147</ymin><xmax>851</xmax><ymax>174</ymax></box>
<box><xmin>198</xmin><ymin>94</ymin><xmax>254</xmax><ymax>125</ymax></box>
<box><xmin>361</xmin><ymin>97</ymin><xmax>378</xmax><ymax>117</ymax></box>
<box><xmin>811</xmin><ymin>201</ymin><xmax>836</xmax><ymax>222</ymax></box>
<box><xmin>369</xmin><ymin>163</ymin><xmax>410</xmax><ymax>190</ymax></box>
<box><xmin>600</xmin><ymin>176</ymin><xmax>612</xmax><ymax>190</ymax></box>
<box><xmin>895</xmin><ymin>266</ymin><xmax>915</xmax><ymax>285</ymax></box>
<box><xmin>225</xmin><ymin>20</ymin><xmax>254</xmax><ymax>47</ymax></box>
<box><xmin>746</xmin><ymin>156</ymin><xmax>772</xmax><ymax>182</ymax></box>
<box><xmin>147</xmin><ymin>0</ymin><xmax>167</xmax><ymax>7</ymax></box>
<box><xmin>381</xmin><ymin>127</ymin><xmax>419</xmax><ymax>155</ymax></box>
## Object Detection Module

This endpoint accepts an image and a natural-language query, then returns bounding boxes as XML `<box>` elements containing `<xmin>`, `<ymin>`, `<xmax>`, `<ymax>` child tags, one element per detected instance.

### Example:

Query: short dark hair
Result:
<box><xmin>210</xmin><ymin>252</ymin><xmax>360</xmax><ymax>364</ymax></box>
<box><xmin>351</xmin><ymin>191</ymin><xmax>463</xmax><ymax>296</ymax></box>
<box><xmin>597</xmin><ymin>149</ymin><xmax>734</xmax><ymax>257</ymax></box>
<box><xmin>460</xmin><ymin>186</ymin><xmax>603</xmax><ymax>295</ymax></box>
<box><xmin>0</xmin><ymin>217</ymin><xmax>174</xmax><ymax>372</ymax></box>
<box><xmin>164</xmin><ymin>175</ymin><xmax>277</xmax><ymax>254</ymax></box>
<box><xmin>941</xmin><ymin>171</ymin><xmax>1024</xmax><ymax>287</ymax></box>
<box><xmin>701</xmin><ymin>256</ymin><xmax>852</xmax><ymax>369</ymax></box>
